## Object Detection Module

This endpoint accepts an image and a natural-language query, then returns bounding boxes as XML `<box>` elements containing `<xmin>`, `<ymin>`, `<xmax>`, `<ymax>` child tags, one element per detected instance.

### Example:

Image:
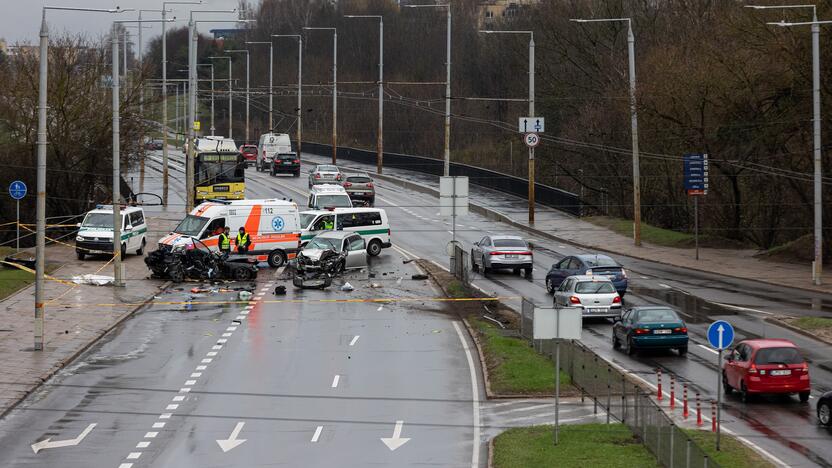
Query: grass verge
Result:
<box><xmin>493</xmin><ymin>423</ymin><xmax>659</xmax><ymax>468</ymax></box>
<box><xmin>0</xmin><ymin>247</ymin><xmax>61</xmax><ymax>301</ymax></box>
<box><xmin>791</xmin><ymin>316</ymin><xmax>832</xmax><ymax>331</ymax></box>
<box><xmin>684</xmin><ymin>429</ymin><xmax>775</xmax><ymax>468</ymax></box>
<box><xmin>472</xmin><ymin>317</ymin><xmax>570</xmax><ymax>394</ymax></box>
<box><xmin>584</xmin><ymin>216</ymin><xmax>746</xmax><ymax>249</ymax></box>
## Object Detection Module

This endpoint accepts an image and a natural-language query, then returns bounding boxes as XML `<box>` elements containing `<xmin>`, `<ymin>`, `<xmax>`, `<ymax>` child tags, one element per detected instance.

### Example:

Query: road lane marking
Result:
<box><xmin>173</xmin><ymin>396</ymin><xmax>185</xmax><ymax>402</ymax></box>
<box><xmin>126</xmin><ymin>452</ymin><xmax>142</xmax><ymax>460</ymax></box>
<box><xmin>201</xmin><ymin>358</ymin><xmax>213</xmax><ymax>363</ymax></box>
<box><xmin>698</xmin><ymin>344</ymin><xmax>718</xmax><ymax>355</ymax></box>
<box><xmin>311</xmin><ymin>426</ymin><xmax>323</xmax><ymax>442</ymax></box>
<box><xmin>377</xmin><ymin>305</ymin><xmax>384</xmax><ymax>311</ymax></box>
<box><xmin>497</xmin><ymin>403</ymin><xmax>553</xmax><ymax>415</ymax></box>
<box><xmin>159</xmin><ymin>413</ymin><xmax>172</xmax><ymax>419</ymax></box>
<box><xmin>452</xmin><ymin>321</ymin><xmax>481</xmax><ymax>468</ymax></box>
<box><xmin>226</xmin><ymin>327</ymin><xmax>237</xmax><ymax>332</ymax></box>
<box><xmin>30</xmin><ymin>423</ymin><xmax>97</xmax><ymax>454</ymax></box>
<box><xmin>118</xmin><ymin>464</ymin><xmax>133</xmax><ymax>468</ymax></box>
<box><xmin>152</xmin><ymin>423</ymin><xmax>165</xmax><ymax>429</ymax></box>
<box><xmin>212</xmin><ymin>345</ymin><xmax>223</xmax><ymax>350</ymax></box>
<box><xmin>712</xmin><ymin>302</ymin><xmax>771</xmax><ymax>315</ymax></box>
<box><xmin>196</xmin><ymin>365</ymin><xmax>207</xmax><ymax>371</ymax></box>
<box><xmin>144</xmin><ymin>432</ymin><xmax>158</xmax><ymax>439</ymax></box>
<box><xmin>331</xmin><ymin>375</ymin><xmax>340</xmax><ymax>388</ymax></box>
<box><xmin>222</xmin><ymin>333</ymin><xmax>232</xmax><ymax>337</ymax></box>
<box><xmin>179</xmin><ymin>388</ymin><xmax>191</xmax><ymax>393</ymax></box>
<box><xmin>136</xmin><ymin>441</ymin><xmax>150</xmax><ymax>449</ymax></box>
<box><xmin>218</xmin><ymin>339</ymin><xmax>228</xmax><ymax>343</ymax></box>
<box><xmin>658</xmin><ymin>283</ymin><xmax>671</xmax><ymax>289</ymax></box>
<box><xmin>349</xmin><ymin>335</ymin><xmax>360</xmax><ymax>346</ymax></box>
<box><xmin>235</xmin><ymin>315</ymin><xmax>246</xmax><ymax>320</ymax></box>
<box><xmin>165</xmin><ymin>404</ymin><xmax>179</xmax><ymax>410</ymax></box>
<box><xmin>207</xmin><ymin>351</ymin><xmax>218</xmax><ymax>356</ymax></box>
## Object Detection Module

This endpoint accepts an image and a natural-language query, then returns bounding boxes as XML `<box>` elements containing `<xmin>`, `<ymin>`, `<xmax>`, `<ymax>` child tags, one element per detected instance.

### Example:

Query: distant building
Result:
<box><xmin>209</xmin><ymin>28</ymin><xmax>246</xmax><ymax>40</ymax></box>
<box><xmin>479</xmin><ymin>0</ymin><xmax>538</xmax><ymax>28</ymax></box>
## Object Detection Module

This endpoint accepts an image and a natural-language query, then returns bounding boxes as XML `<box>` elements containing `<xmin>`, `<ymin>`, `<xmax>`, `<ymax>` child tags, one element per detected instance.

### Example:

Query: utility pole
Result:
<box><xmin>111</xmin><ymin>23</ymin><xmax>123</xmax><ymax>288</ymax></box>
<box><xmin>226</xmin><ymin>49</ymin><xmax>250</xmax><ymax>143</ymax></box>
<box><xmin>301</xmin><ymin>29</ymin><xmax>337</xmax><ymax>163</ymax></box>
<box><xmin>209</xmin><ymin>56</ymin><xmax>232</xmax><ymax>138</ymax></box>
<box><xmin>345</xmin><ymin>15</ymin><xmax>383</xmax><ymax>174</ymax></box>
<box><xmin>245</xmin><ymin>41</ymin><xmax>273</xmax><ymax>130</ymax></box>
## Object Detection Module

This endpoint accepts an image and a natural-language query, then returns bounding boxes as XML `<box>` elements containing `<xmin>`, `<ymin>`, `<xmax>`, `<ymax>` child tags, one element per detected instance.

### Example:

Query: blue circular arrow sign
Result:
<box><xmin>9</xmin><ymin>180</ymin><xmax>27</xmax><ymax>200</ymax></box>
<box><xmin>707</xmin><ymin>320</ymin><xmax>735</xmax><ymax>350</ymax></box>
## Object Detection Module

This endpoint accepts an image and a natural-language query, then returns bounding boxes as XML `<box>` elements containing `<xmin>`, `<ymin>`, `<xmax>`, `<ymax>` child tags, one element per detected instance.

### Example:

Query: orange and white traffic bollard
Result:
<box><xmin>683</xmin><ymin>384</ymin><xmax>689</xmax><ymax>419</ymax></box>
<box><xmin>657</xmin><ymin>369</ymin><xmax>663</xmax><ymax>400</ymax></box>
<box><xmin>696</xmin><ymin>393</ymin><xmax>703</xmax><ymax>427</ymax></box>
<box><xmin>711</xmin><ymin>400</ymin><xmax>717</xmax><ymax>432</ymax></box>
<box><xmin>670</xmin><ymin>375</ymin><xmax>676</xmax><ymax>410</ymax></box>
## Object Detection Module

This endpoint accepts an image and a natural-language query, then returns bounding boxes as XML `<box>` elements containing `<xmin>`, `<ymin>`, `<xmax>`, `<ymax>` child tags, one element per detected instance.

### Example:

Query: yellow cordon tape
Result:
<box><xmin>42</xmin><ymin>296</ymin><xmax>522</xmax><ymax>309</ymax></box>
<box><xmin>0</xmin><ymin>260</ymin><xmax>76</xmax><ymax>286</ymax></box>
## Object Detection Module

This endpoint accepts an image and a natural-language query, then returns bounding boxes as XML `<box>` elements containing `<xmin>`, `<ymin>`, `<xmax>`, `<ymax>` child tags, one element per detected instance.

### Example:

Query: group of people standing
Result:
<box><xmin>218</xmin><ymin>226</ymin><xmax>251</xmax><ymax>256</ymax></box>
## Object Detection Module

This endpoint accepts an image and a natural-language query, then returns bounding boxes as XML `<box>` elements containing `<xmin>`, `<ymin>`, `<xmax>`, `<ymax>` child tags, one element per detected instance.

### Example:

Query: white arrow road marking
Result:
<box><xmin>381</xmin><ymin>420</ymin><xmax>411</xmax><ymax>451</ymax></box>
<box><xmin>216</xmin><ymin>422</ymin><xmax>247</xmax><ymax>453</ymax></box>
<box><xmin>31</xmin><ymin>423</ymin><xmax>96</xmax><ymax>454</ymax></box>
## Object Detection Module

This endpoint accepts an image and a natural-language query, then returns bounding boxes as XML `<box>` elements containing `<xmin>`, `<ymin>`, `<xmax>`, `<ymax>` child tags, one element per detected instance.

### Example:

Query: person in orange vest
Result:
<box><xmin>236</xmin><ymin>227</ymin><xmax>251</xmax><ymax>254</ymax></box>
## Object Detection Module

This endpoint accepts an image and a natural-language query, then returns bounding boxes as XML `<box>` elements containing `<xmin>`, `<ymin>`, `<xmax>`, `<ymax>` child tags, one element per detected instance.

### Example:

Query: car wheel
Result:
<box><xmin>524</xmin><ymin>267</ymin><xmax>533</xmax><ymax>277</ymax></box>
<box><xmin>367</xmin><ymin>239</ymin><xmax>382</xmax><ymax>257</ymax></box>
<box><xmin>722</xmin><ymin>372</ymin><xmax>733</xmax><ymax>395</ymax></box>
<box><xmin>338</xmin><ymin>260</ymin><xmax>346</xmax><ymax>273</ymax></box>
<box><xmin>482</xmin><ymin>256</ymin><xmax>490</xmax><ymax>274</ymax></box>
<box><xmin>294</xmin><ymin>171</ymin><xmax>300</xmax><ymax>178</ymax></box>
<box><xmin>233</xmin><ymin>266</ymin><xmax>252</xmax><ymax>281</ymax></box>
<box><xmin>513</xmin><ymin>268</ymin><xmax>521</xmax><ymax>275</ymax></box>
<box><xmin>612</xmin><ymin>333</ymin><xmax>621</xmax><ymax>350</ymax></box>
<box><xmin>678</xmin><ymin>346</ymin><xmax>688</xmax><ymax>357</ymax></box>
<box><xmin>76</xmin><ymin>250</ymin><xmax>86</xmax><ymax>261</ymax></box>
<box><xmin>819</xmin><ymin>401</ymin><xmax>832</xmax><ymax>426</ymax></box>
<box><xmin>169</xmin><ymin>265</ymin><xmax>184</xmax><ymax>283</ymax></box>
<box><xmin>267</xmin><ymin>250</ymin><xmax>286</xmax><ymax>268</ymax></box>
<box><xmin>799</xmin><ymin>392</ymin><xmax>811</xmax><ymax>403</ymax></box>
<box><xmin>740</xmin><ymin>381</ymin><xmax>751</xmax><ymax>403</ymax></box>
<box><xmin>136</xmin><ymin>238</ymin><xmax>146</xmax><ymax>255</ymax></box>
<box><xmin>626</xmin><ymin>337</ymin><xmax>636</xmax><ymax>356</ymax></box>
<box><xmin>471</xmin><ymin>251</ymin><xmax>479</xmax><ymax>272</ymax></box>
<box><xmin>546</xmin><ymin>278</ymin><xmax>554</xmax><ymax>293</ymax></box>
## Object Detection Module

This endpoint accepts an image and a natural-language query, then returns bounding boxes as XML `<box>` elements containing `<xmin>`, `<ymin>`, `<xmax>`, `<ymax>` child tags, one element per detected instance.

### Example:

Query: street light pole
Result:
<box><xmin>137</xmin><ymin>10</ymin><xmax>161</xmax><ymax>194</ymax></box>
<box><xmin>345</xmin><ymin>15</ymin><xmax>384</xmax><ymax>174</ymax></box>
<box><xmin>245</xmin><ymin>41</ymin><xmax>273</xmax><ymax>131</ymax></box>
<box><xmin>480</xmin><ymin>30</ymin><xmax>535</xmax><ymax>224</ymax></box>
<box><xmin>571</xmin><ymin>17</ymin><xmax>641</xmax><ymax>245</ymax></box>
<box><xmin>209</xmin><ymin>56</ymin><xmax>232</xmax><ymax>137</ymax></box>
<box><xmin>35</xmin><ymin>6</ymin><xmax>125</xmax><ymax>351</ymax></box>
<box><xmin>750</xmin><ymin>5</ymin><xmax>824</xmax><ymax>285</ymax></box>
<box><xmin>302</xmin><ymin>28</ymin><xmax>338</xmax><ymax>164</ymax></box>
<box><xmin>226</xmin><ymin>49</ymin><xmax>250</xmax><ymax>143</ymax></box>
<box><xmin>272</xmin><ymin>34</ymin><xmax>303</xmax><ymax>156</ymax></box>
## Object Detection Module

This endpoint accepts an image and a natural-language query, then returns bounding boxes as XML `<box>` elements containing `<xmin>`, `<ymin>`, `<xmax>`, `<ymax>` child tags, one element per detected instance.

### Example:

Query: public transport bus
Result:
<box><xmin>193</xmin><ymin>136</ymin><xmax>246</xmax><ymax>201</ymax></box>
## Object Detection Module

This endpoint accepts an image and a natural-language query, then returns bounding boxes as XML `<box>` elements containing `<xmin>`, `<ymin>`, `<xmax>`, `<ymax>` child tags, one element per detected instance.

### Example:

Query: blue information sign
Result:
<box><xmin>683</xmin><ymin>153</ymin><xmax>709</xmax><ymax>195</ymax></box>
<box><xmin>707</xmin><ymin>320</ymin><xmax>734</xmax><ymax>350</ymax></box>
<box><xmin>9</xmin><ymin>180</ymin><xmax>27</xmax><ymax>200</ymax></box>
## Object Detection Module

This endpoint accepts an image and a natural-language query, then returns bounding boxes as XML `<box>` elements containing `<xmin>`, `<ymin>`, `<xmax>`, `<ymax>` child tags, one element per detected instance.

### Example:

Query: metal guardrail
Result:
<box><xmin>522</xmin><ymin>301</ymin><xmax>718</xmax><ymax>468</ymax></box>
<box><xmin>302</xmin><ymin>142</ymin><xmax>583</xmax><ymax>216</ymax></box>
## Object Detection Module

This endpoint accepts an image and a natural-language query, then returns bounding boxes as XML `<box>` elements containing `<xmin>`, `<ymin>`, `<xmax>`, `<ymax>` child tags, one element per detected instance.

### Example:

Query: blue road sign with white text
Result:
<box><xmin>9</xmin><ymin>181</ymin><xmax>27</xmax><ymax>200</ymax></box>
<box><xmin>683</xmin><ymin>153</ymin><xmax>709</xmax><ymax>195</ymax></box>
<box><xmin>707</xmin><ymin>320</ymin><xmax>734</xmax><ymax>350</ymax></box>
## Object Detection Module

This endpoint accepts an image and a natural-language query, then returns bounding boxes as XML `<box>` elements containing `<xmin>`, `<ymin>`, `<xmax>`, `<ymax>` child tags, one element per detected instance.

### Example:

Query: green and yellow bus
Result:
<box><xmin>193</xmin><ymin>137</ymin><xmax>246</xmax><ymax>201</ymax></box>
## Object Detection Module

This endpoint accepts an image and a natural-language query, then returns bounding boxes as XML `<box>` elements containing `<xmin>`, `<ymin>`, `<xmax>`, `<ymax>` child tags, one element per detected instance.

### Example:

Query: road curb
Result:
<box><xmin>0</xmin><ymin>280</ymin><xmax>172</xmax><ymax>421</ymax></box>
<box><xmin>316</xmin><ymin>157</ymin><xmax>832</xmax><ymax>295</ymax></box>
<box><xmin>487</xmin><ymin>437</ymin><xmax>495</xmax><ymax>468</ymax></box>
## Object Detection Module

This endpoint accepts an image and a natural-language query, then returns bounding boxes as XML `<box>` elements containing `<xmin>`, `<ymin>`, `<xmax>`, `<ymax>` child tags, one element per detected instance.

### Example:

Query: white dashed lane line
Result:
<box><xmin>349</xmin><ymin>335</ymin><xmax>360</xmax><ymax>346</ymax></box>
<box><xmin>311</xmin><ymin>426</ymin><xmax>324</xmax><ymax>442</ymax></box>
<box><xmin>331</xmin><ymin>375</ymin><xmax>341</xmax><ymax>388</ymax></box>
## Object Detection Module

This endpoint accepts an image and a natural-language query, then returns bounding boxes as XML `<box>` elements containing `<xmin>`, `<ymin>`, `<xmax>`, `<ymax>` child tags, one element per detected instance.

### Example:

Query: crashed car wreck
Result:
<box><xmin>291</xmin><ymin>231</ymin><xmax>368</xmax><ymax>289</ymax></box>
<box><xmin>145</xmin><ymin>239</ymin><xmax>258</xmax><ymax>282</ymax></box>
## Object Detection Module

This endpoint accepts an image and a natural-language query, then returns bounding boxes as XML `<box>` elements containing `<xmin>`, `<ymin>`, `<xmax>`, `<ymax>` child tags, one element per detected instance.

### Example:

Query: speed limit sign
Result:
<box><xmin>524</xmin><ymin>133</ymin><xmax>541</xmax><ymax>148</ymax></box>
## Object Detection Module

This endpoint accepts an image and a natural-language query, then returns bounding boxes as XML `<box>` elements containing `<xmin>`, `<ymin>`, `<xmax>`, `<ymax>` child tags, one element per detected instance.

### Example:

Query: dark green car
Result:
<box><xmin>612</xmin><ymin>306</ymin><xmax>689</xmax><ymax>356</ymax></box>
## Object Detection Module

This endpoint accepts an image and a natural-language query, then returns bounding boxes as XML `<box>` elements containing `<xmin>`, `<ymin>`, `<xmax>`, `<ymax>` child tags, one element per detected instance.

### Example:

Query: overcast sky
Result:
<box><xmin>2</xmin><ymin>0</ymin><xmax>254</xmax><ymax>48</ymax></box>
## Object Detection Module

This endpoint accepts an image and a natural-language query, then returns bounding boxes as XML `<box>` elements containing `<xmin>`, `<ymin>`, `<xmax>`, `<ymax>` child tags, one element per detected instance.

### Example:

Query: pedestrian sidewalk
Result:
<box><xmin>0</xmin><ymin>215</ymin><xmax>176</xmax><ymax>417</ymax></box>
<box><xmin>302</xmin><ymin>152</ymin><xmax>832</xmax><ymax>295</ymax></box>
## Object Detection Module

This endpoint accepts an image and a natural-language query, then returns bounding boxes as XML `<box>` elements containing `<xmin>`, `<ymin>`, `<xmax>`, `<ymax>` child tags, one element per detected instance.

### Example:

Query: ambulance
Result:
<box><xmin>158</xmin><ymin>199</ymin><xmax>301</xmax><ymax>268</ymax></box>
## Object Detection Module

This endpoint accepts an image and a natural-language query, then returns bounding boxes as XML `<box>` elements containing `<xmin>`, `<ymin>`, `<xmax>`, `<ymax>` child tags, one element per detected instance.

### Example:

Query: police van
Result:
<box><xmin>76</xmin><ymin>205</ymin><xmax>147</xmax><ymax>260</ymax></box>
<box><xmin>299</xmin><ymin>208</ymin><xmax>391</xmax><ymax>256</ymax></box>
<box><xmin>308</xmin><ymin>184</ymin><xmax>353</xmax><ymax>210</ymax></box>
<box><xmin>158</xmin><ymin>199</ymin><xmax>301</xmax><ymax>267</ymax></box>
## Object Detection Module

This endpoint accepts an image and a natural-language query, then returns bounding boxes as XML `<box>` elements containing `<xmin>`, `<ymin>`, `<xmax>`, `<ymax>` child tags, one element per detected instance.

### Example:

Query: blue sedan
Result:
<box><xmin>546</xmin><ymin>254</ymin><xmax>628</xmax><ymax>297</ymax></box>
<box><xmin>612</xmin><ymin>306</ymin><xmax>688</xmax><ymax>356</ymax></box>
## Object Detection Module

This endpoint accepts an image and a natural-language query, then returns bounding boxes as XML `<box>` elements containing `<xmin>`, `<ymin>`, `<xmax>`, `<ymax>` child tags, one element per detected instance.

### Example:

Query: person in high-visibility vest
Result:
<box><xmin>218</xmin><ymin>226</ymin><xmax>231</xmax><ymax>256</ymax></box>
<box><xmin>236</xmin><ymin>227</ymin><xmax>251</xmax><ymax>254</ymax></box>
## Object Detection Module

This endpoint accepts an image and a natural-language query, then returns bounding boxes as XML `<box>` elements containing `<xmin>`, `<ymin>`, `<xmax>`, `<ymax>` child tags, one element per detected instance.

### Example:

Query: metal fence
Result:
<box><xmin>302</xmin><ymin>142</ymin><xmax>583</xmax><ymax>216</ymax></box>
<box><xmin>450</xmin><ymin>243</ymin><xmax>470</xmax><ymax>287</ymax></box>
<box><xmin>523</xmin><ymin>301</ymin><xmax>718</xmax><ymax>468</ymax></box>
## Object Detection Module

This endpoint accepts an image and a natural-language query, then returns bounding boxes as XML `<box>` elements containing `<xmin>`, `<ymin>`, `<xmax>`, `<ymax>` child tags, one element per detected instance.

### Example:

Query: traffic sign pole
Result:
<box><xmin>717</xmin><ymin>349</ymin><xmax>722</xmax><ymax>451</ymax></box>
<box><xmin>707</xmin><ymin>320</ymin><xmax>733</xmax><ymax>453</ymax></box>
<box><xmin>9</xmin><ymin>181</ymin><xmax>27</xmax><ymax>252</ymax></box>
<box><xmin>16</xmin><ymin>199</ymin><xmax>19</xmax><ymax>252</ymax></box>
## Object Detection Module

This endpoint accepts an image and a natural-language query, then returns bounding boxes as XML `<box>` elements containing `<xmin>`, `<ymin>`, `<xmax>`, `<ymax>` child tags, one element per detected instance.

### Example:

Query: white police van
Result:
<box><xmin>299</xmin><ymin>208</ymin><xmax>391</xmax><ymax>256</ymax></box>
<box><xmin>75</xmin><ymin>206</ymin><xmax>147</xmax><ymax>260</ymax></box>
<box><xmin>307</xmin><ymin>184</ymin><xmax>353</xmax><ymax>210</ymax></box>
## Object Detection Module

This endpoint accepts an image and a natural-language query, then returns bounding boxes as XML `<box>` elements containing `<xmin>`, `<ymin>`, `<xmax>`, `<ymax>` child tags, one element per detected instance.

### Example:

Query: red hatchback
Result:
<box><xmin>722</xmin><ymin>338</ymin><xmax>810</xmax><ymax>402</ymax></box>
<box><xmin>240</xmin><ymin>144</ymin><xmax>258</xmax><ymax>165</ymax></box>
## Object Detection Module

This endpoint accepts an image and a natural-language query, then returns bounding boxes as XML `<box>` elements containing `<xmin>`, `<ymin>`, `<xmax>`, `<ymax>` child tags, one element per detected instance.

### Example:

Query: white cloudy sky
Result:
<box><xmin>2</xmin><ymin>0</ymin><xmax>253</xmax><ymax>48</ymax></box>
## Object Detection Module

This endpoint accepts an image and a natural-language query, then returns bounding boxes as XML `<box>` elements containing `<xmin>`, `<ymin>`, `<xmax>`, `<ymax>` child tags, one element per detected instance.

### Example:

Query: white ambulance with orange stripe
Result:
<box><xmin>158</xmin><ymin>199</ymin><xmax>301</xmax><ymax>268</ymax></box>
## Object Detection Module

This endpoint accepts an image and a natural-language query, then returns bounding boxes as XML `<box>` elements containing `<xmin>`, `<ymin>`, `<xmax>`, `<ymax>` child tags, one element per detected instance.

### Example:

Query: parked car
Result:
<box><xmin>546</xmin><ymin>254</ymin><xmax>628</xmax><ymax>297</ymax></box>
<box><xmin>818</xmin><ymin>391</ymin><xmax>832</xmax><ymax>426</ymax></box>
<box><xmin>723</xmin><ymin>338</ymin><xmax>811</xmax><ymax>403</ymax></box>
<box><xmin>240</xmin><ymin>144</ymin><xmax>258</xmax><ymax>166</ymax></box>
<box><xmin>552</xmin><ymin>275</ymin><xmax>621</xmax><ymax>318</ymax></box>
<box><xmin>342</xmin><ymin>173</ymin><xmax>375</xmax><ymax>206</ymax></box>
<box><xmin>76</xmin><ymin>205</ymin><xmax>147</xmax><ymax>260</ymax></box>
<box><xmin>612</xmin><ymin>306</ymin><xmax>688</xmax><ymax>356</ymax></box>
<box><xmin>471</xmin><ymin>235</ymin><xmax>533</xmax><ymax>275</ymax></box>
<box><xmin>308</xmin><ymin>164</ymin><xmax>343</xmax><ymax>188</ymax></box>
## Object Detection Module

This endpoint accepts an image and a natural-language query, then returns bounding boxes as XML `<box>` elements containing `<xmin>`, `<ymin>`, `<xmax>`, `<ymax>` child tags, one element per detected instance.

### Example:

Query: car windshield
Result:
<box><xmin>82</xmin><ymin>213</ymin><xmax>113</xmax><ymax>229</ymax></box>
<box><xmin>299</xmin><ymin>213</ymin><xmax>317</xmax><ymax>229</ymax></box>
<box><xmin>174</xmin><ymin>215</ymin><xmax>209</xmax><ymax>236</ymax></box>
<box><xmin>636</xmin><ymin>309</ymin><xmax>679</xmax><ymax>323</ymax></box>
<box><xmin>575</xmin><ymin>281</ymin><xmax>615</xmax><ymax>294</ymax></box>
<box><xmin>582</xmin><ymin>255</ymin><xmax>618</xmax><ymax>268</ymax></box>
<box><xmin>754</xmin><ymin>347</ymin><xmax>804</xmax><ymax>365</ymax></box>
<box><xmin>307</xmin><ymin>237</ymin><xmax>340</xmax><ymax>251</ymax></box>
<box><xmin>493</xmin><ymin>238</ymin><xmax>526</xmax><ymax>248</ymax></box>
<box><xmin>318</xmin><ymin>165</ymin><xmax>338</xmax><ymax>172</ymax></box>
<box><xmin>316</xmin><ymin>195</ymin><xmax>352</xmax><ymax>208</ymax></box>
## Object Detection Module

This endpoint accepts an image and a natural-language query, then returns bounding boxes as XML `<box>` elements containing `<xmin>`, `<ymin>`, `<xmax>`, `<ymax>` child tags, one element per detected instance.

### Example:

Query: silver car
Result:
<box><xmin>308</xmin><ymin>164</ymin><xmax>343</xmax><ymax>188</ymax></box>
<box><xmin>471</xmin><ymin>235</ymin><xmax>533</xmax><ymax>275</ymax></box>
<box><xmin>553</xmin><ymin>275</ymin><xmax>622</xmax><ymax>318</ymax></box>
<box><xmin>298</xmin><ymin>231</ymin><xmax>367</xmax><ymax>270</ymax></box>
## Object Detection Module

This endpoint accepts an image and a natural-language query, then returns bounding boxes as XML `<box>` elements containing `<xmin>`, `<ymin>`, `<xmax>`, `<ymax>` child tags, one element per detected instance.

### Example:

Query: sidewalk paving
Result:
<box><xmin>0</xmin><ymin>215</ymin><xmax>176</xmax><ymax>417</ymax></box>
<box><xmin>302</xmin><ymin>152</ymin><xmax>832</xmax><ymax>295</ymax></box>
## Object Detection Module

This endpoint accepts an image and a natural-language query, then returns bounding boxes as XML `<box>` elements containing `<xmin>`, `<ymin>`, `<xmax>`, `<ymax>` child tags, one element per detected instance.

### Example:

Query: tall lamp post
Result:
<box><xmin>246</xmin><ymin>41</ymin><xmax>274</xmax><ymax>131</ymax></box>
<box><xmin>137</xmin><ymin>10</ymin><xmax>161</xmax><ymax>193</ymax></box>
<box><xmin>303</xmin><ymin>28</ymin><xmax>338</xmax><ymax>164</ymax></box>
<box><xmin>405</xmin><ymin>3</ymin><xmax>452</xmax><ymax>177</ymax></box>
<box><xmin>570</xmin><ymin>17</ymin><xmax>641</xmax><ymax>245</ymax></box>
<box><xmin>209</xmin><ymin>56</ymin><xmax>233</xmax><ymax>138</ymax></box>
<box><xmin>226</xmin><ymin>49</ymin><xmax>250</xmax><ymax>143</ymax></box>
<box><xmin>748</xmin><ymin>5</ymin><xmax>825</xmax><ymax>285</ymax></box>
<box><xmin>272</xmin><ymin>34</ymin><xmax>303</xmax><ymax>156</ymax></box>
<box><xmin>35</xmin><ymin>5</ymin><xmax>127</xmax><ymax>351</ymax></box>
<box><xmin>199</xmin><ymin>63</ymin><xmax>216</xmax><ymax>135</ymax></box>
<box><xmin>480</xmin><ymin>30</ymin><xmax>535</xmax><ymax>224</ymax></box>
<box><xmin>345</xmin><ymin>15</ymin><xmax>384</xmax><ymax>174</ymax></box>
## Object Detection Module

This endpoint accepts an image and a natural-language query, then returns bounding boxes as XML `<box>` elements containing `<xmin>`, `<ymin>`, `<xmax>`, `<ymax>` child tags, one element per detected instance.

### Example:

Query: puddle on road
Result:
<box><xmin>629</xmin><ymin>286</ymin><xmax>737</xmax><ymax>324</ymax></box>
